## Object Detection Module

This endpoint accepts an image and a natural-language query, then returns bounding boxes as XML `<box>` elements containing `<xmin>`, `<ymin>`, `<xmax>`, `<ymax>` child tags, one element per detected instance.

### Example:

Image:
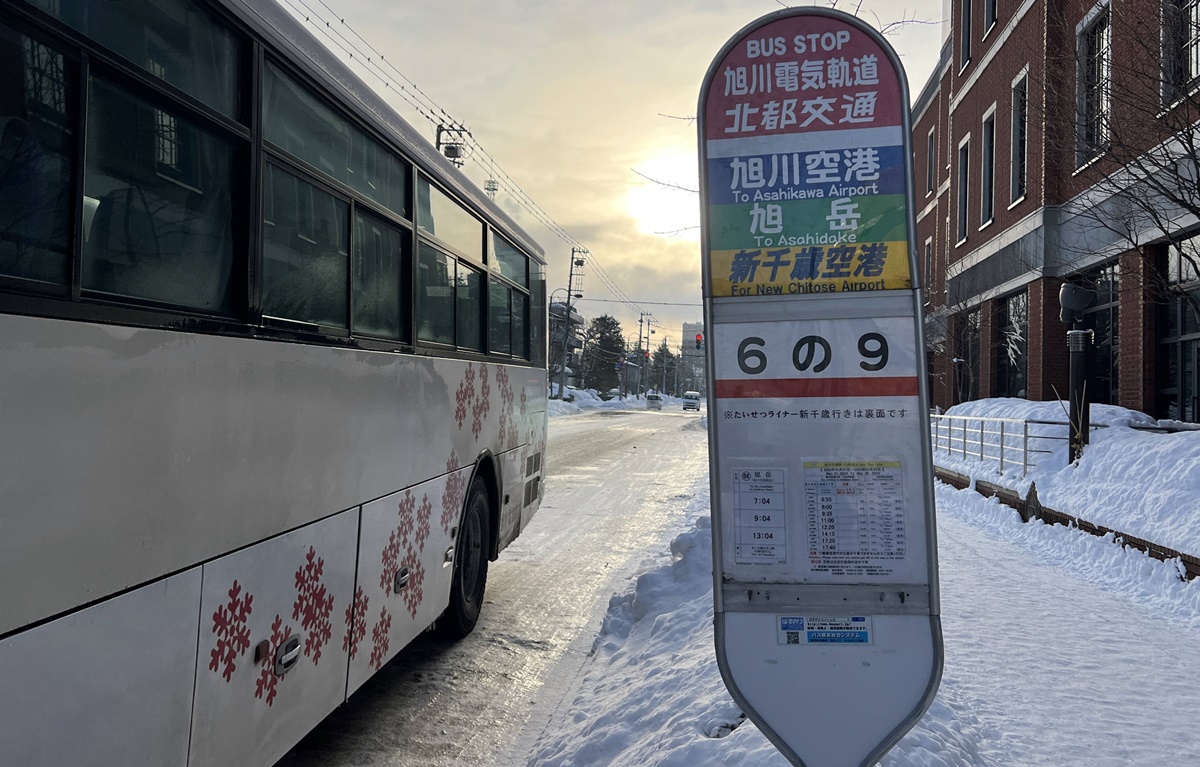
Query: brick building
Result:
<box><xmin>913</xmin><ymin>0</ymin><xmax>1200</xmax><ymax>421</ymax></box>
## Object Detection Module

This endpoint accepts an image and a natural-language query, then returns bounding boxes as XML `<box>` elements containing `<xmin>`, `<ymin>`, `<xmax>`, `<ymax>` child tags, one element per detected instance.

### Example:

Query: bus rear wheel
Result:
<box><xmin>437</xmin><ymin>477</ymin><xmax>490</xmax><ymax>639</ymax></box>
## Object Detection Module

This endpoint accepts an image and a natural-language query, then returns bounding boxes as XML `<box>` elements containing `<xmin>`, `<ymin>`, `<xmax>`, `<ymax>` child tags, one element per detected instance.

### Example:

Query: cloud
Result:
<box><xmin>287</xmin><ymin>0</ymin><xmax>947</xmax><ymax>333</ymax></box>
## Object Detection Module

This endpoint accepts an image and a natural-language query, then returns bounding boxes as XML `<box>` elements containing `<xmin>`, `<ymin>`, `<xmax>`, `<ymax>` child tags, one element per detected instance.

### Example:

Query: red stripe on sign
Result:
<box><xmin>715</xmin><ymin>376</ymin><xmax>919</xmax><ymax>399</ymax></box>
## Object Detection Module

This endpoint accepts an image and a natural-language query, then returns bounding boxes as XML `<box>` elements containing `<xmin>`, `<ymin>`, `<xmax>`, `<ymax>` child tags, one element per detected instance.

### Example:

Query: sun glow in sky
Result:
<box><xmin>285</xmin><ymin>0</ymin><xmax>948</xmax><ymax>341</ymax></box>
<box><xmin>626</xmin><ymin>151</ymin><xmax>703</xmax><ymax>242</ymax></box>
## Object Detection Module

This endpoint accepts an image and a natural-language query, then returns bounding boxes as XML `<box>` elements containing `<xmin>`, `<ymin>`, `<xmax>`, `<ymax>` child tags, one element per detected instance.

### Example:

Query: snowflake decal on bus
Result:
<box><xmin>415</xmin><ymin>493</ymin><xmax>432</xmax><ymax>552</ymax></box>
<box><xmin>397</xmin><ymin>490</ymin><xmax>416</xmax><ymax>542</ymax></box>
<box><xmin>496</xmin><ymin>365</ymin><xmax>519</xmax><ymax>451</ymax></box>
<box><xmin>472</xmin><ymin>365</ymin><xmax>491</xmax><ymax>439</ymax></box>
<box><xmin>442</xmin><ymin>455</ymin><xmax>466</xmax><ymax>535</ymax></box>
<box><xmin>208</xmin><ymin>579</ymin><xmax>254</xmax><ymax>682</ymax></box>
<box><xmin>454</xmin><ymin>363</ymin><xmax>476</xmax><ymax>430</ymax></box>
<box><xmin>293</xmin><ymin>546</ymin><xmax>335</xmax><ymax>665</ymax></box>
<box><xmin>255</xmin><ymin>615</ymin><xmax>292</xmax><ymax>707</ymax></box>
<box><xmin>380</xmin><ymin>527</ymin><xmax>402</xmax><ymax>595</ymax></box>
<box><xmin>343</xmin><ymin>586</ymin><xmax>369</xmax><ymax>660</ymax></box>
<box><xmin>400</xmin><ymin>545</ymin><xmax>427</xmax><ymax>619</ymax></box>
<box><xmin>369</xmin><ymin>606</ymin><xmax>392</xmax><ymax>670</ymax></box>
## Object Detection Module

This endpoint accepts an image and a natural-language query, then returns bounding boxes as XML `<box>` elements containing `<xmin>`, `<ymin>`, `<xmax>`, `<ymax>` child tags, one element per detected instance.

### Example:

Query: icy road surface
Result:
<box><xmin>276</xmin><ymin>408</ymin><xmax>709</xmax><ymax>767</ymax></box>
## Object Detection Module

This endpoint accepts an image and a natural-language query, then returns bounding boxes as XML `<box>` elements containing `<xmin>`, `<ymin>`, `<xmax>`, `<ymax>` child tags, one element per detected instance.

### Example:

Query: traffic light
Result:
<box><xmin>695</xmin><ymin>333</ymin><xmax>703</xmax><ymax>350</ymax></box>
<box><xmin>644</xmin><ymin>350</ymin><xmax>650</xmax><ymax>359</ymax></box>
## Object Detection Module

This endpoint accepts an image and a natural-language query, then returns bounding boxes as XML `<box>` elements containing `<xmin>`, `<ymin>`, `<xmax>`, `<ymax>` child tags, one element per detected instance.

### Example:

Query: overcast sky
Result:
<box><xmin>287</xmin><ymin>0</ymin><xmax>948</xmax><ymax>347</ymax></box>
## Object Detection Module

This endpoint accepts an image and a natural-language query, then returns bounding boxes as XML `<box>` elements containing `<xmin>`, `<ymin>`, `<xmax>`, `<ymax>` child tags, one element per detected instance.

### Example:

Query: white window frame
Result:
<box><xmin>1075</xmin><ymin>1</ymin><xmax>1112</xmax><ymax>168</ymax></box>
<box><xmin>924</xmin><ymin>236</ymin><xmax>934</xmax><ymax>292</ymax></box>
<box><xmin>1162</xmin><ymin>0</ymin><xmax>1200</xmax><ymax>105</ymax></box>
<box><xmin>926</xmin><ymin>127</ymin><xmax>936</xmax><ymax>196</ymax></box>
<box><xmin>960</xmin><ymin>0</ymin><xmax>973</xmax><ymax>69</ymax></box>
<box><xmin>957</xmin><ymin>133</ymin><xmax>971</xmax><ymax>245</ymax></box>
<box><xmin>1010</xmin><ymin>67</ymin><xmax>1029</xmax><ymax>205</ymax></box>
<box><xmin>980</xmin><ymin>104</ymin><xmax>997</xmax><ymax>227</ymax></box>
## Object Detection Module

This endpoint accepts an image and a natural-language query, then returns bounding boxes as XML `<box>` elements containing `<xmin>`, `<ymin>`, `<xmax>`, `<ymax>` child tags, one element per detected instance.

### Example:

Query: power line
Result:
<box><xmin>575</xmin><ymin>298</ymin><xmax>703</xmax><ymax>307</ymax></box>
<box><xmin>275</xmin><ymin>1</ymin><xmax>647</xmax><ymax>317</ymax></box>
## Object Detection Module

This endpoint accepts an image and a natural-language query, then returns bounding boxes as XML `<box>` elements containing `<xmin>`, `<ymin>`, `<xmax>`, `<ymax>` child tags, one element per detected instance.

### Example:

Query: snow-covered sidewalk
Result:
<box><xmin>933</xmin><ymin>398</ymin><xmax>1200</xmax><ymax>556</ymax></box>
<box><xmin>525</xmin><ymin>465</ymin><xmax>1200</xmax><ymax>766</ymax></box>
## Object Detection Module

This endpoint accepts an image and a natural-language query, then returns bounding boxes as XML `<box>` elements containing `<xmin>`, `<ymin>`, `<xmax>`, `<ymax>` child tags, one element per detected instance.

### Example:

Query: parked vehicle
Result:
<box><xmin>682</xmin><ymin>391</ymin><xmax>702</xmax><ymax>411</ymax></box>
<box><xmin>646</xmin><ymin>392</ymin><xmax>663</xmax><ymax>410</ymax></box>
<box><xmin>603</xmin><ymin>388</ymin><xmax>621</xmax><ymax>401</ymax></box>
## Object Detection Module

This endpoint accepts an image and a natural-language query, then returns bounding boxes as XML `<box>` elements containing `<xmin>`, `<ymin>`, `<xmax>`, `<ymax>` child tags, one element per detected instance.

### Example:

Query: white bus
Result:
<box><xmin>0</xmin><ymin>1</ymin><xmax>548</xmax><ymax>765</ymax></box>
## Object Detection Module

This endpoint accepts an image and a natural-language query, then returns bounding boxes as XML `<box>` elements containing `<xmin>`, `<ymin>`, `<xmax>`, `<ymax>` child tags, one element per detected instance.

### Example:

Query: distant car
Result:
<box><xmin>603</xmin><ymin>388</ymin><xmax>621</xmax><ymax>401</ymax></box>
<box><xmin>646</xmin><ymin>392</ymin><xmax>663</xmax><ymax>410</ymax></box>
<box><xmin>682</xmin><ymin>391</ymin><xmax>701</xmax><ymax>411</ymax></box>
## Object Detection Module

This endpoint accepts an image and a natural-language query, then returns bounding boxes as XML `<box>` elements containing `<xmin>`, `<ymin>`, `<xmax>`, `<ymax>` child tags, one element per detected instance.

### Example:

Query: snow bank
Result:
<box><xmin>527</xmin><ymin>483</ymin><xmax>993</xmax><ymax>767</ymax></box>
<box><xmin>935</xmin><ymin>398</ymin><xmax>1200</xmax><ymax>555</ymax></box>
<box><xmin>546</xmin><ymin>389</ymin><xmax>689</xmax><ymax>418</ymax></box>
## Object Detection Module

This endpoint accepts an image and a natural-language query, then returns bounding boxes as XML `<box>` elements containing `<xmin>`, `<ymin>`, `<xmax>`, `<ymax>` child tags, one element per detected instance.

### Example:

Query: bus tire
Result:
<box><xmin>437</xmin><ymin>477</ymin><xmax>490</xmax><ymax>639</ymax></box>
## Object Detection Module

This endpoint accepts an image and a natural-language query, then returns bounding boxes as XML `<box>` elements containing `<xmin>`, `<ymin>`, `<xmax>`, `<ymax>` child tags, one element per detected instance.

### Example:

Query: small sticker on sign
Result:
<box><xmin>777</xmin><ymin>616</ymin><xmax>873</xmax><ymax>645</ymax></box>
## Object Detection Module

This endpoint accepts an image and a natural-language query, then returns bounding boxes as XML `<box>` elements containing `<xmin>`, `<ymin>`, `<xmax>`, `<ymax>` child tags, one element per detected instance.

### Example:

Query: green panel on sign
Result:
<box><xmin>707</xmin><ymin>195</ymin><xmax>908</xmax><ymax>252</ymax></box>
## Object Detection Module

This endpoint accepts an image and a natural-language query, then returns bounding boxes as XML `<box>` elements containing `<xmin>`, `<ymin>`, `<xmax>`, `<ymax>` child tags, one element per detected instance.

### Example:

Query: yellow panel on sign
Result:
<box><xmin>709</xmin><ymin>240</ymin><xmax>911</xmax><ymax>298</ymax></box>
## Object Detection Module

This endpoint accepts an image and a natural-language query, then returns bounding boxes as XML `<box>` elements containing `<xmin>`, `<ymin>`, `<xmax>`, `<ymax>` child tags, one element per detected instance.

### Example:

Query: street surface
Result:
<box><xmin>277</xmin><ymin>408</ymin><xmax>709</xmax><ymax>767</ymax></box>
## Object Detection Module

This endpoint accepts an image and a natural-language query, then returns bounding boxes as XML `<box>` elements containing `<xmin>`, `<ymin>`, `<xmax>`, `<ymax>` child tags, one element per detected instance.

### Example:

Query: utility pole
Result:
<box><xmin>435</xmin><ymin>123</ymin><xmax>471</xmax><ymax>167</ymax></box>
<box><xmin>660</xmin><ymin>336</ymin><xmax>669</xmax><ymax>393</ymax></box>
<box><xmin>635</xmin><ymin>312</ymin><xmax>653</xmax><ymax>396</ymax></box>
<box><xmin>557</xmin><ymin>248</ymin><xmax>586</xmax><ymax>399</ymax></box>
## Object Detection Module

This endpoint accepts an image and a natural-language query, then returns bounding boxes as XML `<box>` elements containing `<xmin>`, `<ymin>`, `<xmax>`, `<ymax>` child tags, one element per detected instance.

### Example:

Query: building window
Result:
<box><xmin>926</xmin><ymin>128</ymin><xmax>936</xmax><ymax>195</ymax></box>
<box><xmin>1011</xmin><ymin>74</ymin><xmax>1028</xmax><ymax>202</ymax></box>
<box><xmin>995</xmin><ymin>291</ymin><xmax>1028</xmax><ymax>398</ymax></box>
<box><xmin>1081</xmin><ymin>262</ymin><xmax>1120</xmax><ymax>406</ymax></box>
<box><xmin>981</xmin><ymin>111</ymin><xmax>996</xmax><ymax>225</ymax></box>
<box><xmin>1166</xmin><ymin>0</ymin><xmax>1200</xmax><ymax>102</ymax></box>
<box><xmin>954</xmin><ymin>308</ymin><xmax>981</xmax><ymax>403</ymax></box>
<box><xmin>985</xmin><ymin>0</ymin><xmax>998</xmax><ymax>31</ymax></box>
<box><xmin>960</xmin><ymin>0</ymin><xmax>973</xmax><ymax>67</ymax></box>
<box><xmin>1158</xmin><ymin>245</ymin><xmax>1200</xmax><ymax>420</ymax></box>
<box><xmin>957</xmin><ymin>138</ymin><xmax>970</xmax><ymax>242</ymax></box>
<box><xmin>1077</xmin><ymin>5</ymin><xmax>1111</xmax><ymax>165</ymax></box>
<box><xmin>924</xmin><ymin>237</ymin><xmax>934</xmax><ymax>291</ymax></box>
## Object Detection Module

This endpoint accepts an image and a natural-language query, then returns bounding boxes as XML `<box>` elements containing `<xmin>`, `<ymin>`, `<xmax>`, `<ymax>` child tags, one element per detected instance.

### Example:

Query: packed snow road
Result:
<box><xmin>276</xmin><ymin>407</ymin><xmax>708</xmax><ymax>767</ymax></box>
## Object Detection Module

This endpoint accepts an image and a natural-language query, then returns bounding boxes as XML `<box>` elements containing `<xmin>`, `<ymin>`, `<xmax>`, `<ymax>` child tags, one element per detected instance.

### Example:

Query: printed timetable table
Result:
<box><xmin>804</xmin><ymin>461</ymin><xmax>906</xmax><ymax>574</ymax></box>
<box><xmin>733</xmin><ymin>468</ymin><xmax>788</xmax><ymax>565</ymax></box>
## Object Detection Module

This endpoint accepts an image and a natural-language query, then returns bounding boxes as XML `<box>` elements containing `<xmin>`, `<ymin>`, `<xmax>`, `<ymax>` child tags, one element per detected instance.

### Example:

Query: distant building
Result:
<box><xmin>913</xmin><ymin>0</ymin><xmax>1199</xmax><ymax>422</ymax></box>
<box><xmin>549</xmin><ymin>301</ymin><xmax>585</xmax><ymax>387</ymax></box>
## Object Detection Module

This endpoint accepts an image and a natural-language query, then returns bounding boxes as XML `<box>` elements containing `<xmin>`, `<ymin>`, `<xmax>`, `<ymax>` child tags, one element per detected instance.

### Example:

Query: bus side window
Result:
<box><xmin>0</xmin><ymin>25</ymin><xmax>75</xmax><ymax>287</ymax></box>
<box><xmin>81</xmin><ymin>78</ymin><xmax>236</xmax><ymax>315</ymax></box>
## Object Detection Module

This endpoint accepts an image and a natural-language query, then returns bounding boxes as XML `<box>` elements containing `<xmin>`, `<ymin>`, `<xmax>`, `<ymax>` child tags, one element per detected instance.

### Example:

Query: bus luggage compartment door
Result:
<box><xmin>188</xmin><ymin>509</ymin><xmax>357</xmax><ymax>767</ymax></box>
<box><xmin>0</xmin><ymin>568</ymin><xmax>201</xmax><ymax>767</ymax></box>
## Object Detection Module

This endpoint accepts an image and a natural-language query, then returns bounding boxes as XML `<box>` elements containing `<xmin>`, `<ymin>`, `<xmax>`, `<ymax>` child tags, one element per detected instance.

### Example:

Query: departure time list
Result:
<box><xmin>804</xmin><ymin>461</ymin><xmax>906</xmax><ymax>577</ymax></box>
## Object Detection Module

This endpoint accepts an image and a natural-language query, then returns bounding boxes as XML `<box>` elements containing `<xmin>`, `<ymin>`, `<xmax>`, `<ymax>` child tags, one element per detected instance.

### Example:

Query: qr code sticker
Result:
<box><xmin>786</xmin><ymin>631</ymin><xmax>800</xmax><ymax>645</ymax></box>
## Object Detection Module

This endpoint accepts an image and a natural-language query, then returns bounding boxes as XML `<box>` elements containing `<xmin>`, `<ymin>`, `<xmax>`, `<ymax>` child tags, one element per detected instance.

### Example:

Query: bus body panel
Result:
<box><xmin>0</xmin><ymin>0</ymin><xmax>549</xmax><ymax>761</ymax></box>
<box><xmin>0</xmin><ymin>567</ymin><xmax>202</xmax><ymax>767</ymax></box>
<box><xmin>0</xmin><ymin>312</ymin><xmax>546</xmax><ymax>636</ymax></box>
<box><xmin>347</xmin><ymin>473</ymin><xmax>459</xmax><ymax>696</ymax></box>
<box><xmin>189</xmin><ymin>509</ymin><xmax>358</xmax><ymax>767</ymax></box>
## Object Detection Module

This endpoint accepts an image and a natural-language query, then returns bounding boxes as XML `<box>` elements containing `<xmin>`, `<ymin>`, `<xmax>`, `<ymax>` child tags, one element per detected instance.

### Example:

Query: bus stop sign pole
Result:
<box><xmin>698</xmin><ymin>9</ymin><xmax>942</xmax><ymax>767</ymax></box>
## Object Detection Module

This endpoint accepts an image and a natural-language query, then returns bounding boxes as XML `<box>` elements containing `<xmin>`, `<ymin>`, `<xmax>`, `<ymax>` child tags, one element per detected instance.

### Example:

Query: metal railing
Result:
<box><xmin>929</xmin><ymin>414</ymin><xmax>1073</xmax><ymax>476</ymax></box>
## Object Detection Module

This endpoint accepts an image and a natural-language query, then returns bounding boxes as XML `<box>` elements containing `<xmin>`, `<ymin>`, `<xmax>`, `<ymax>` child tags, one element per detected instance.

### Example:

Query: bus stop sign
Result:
<box><xmin>698</xmin><ymin>9</ymin><xmax>942</xmax><ymax>767</ymax></box>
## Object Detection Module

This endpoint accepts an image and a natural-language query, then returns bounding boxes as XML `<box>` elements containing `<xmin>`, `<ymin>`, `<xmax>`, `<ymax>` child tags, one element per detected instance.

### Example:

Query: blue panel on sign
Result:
<box><xmin>807</xmin><ymin>631</ymin><xmax>870</xmax><ymax>643</ymax></box>
<box><xmin>780</xmin><ymin>617</ymin><xmax>805</xmax><ymax>631</ymax></box>
<box><xmin>705</xmin><ymin>146</ymin><xmax>906</xmax><ymax>205</ymax></box>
